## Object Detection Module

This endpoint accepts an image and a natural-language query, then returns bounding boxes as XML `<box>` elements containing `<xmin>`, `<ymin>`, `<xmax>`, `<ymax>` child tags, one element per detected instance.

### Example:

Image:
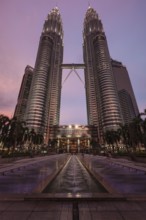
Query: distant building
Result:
<box><xmin>111</xmin><ymin>59</ymin><xmax>139</xmax><ymax>124</ymax></box>
<box><xmin>14</xmin><ymin>65</ymin><xmax>33</xmax><ymax>121</ymax></box>
<box><xmin>49</xmin><ymin>124</ymin><xmax>98</xmax><ymax>153</ymax></box>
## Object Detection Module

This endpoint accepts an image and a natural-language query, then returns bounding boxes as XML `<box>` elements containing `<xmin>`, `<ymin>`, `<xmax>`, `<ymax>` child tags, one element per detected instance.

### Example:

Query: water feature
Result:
<box><xmin>0</xmin><ymin>155</ymin><xmax>68</xmax><ymax>193</ymax></box>
<box><xmin>43</xmin><ymin>155</ymin><xmax>107</xmax><ymax>193</ymax></box>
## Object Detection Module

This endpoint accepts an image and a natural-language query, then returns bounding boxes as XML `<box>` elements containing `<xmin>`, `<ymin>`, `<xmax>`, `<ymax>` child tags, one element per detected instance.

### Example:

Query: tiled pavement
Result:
<box><xmin>1</xmin><ymin>199</ymin><xmax>146</xmax><ymax>220</ymax></box>
<box><xmin>80</xmin><ymin>154</ymin><xmax>146</xmax><ymax>194</ymax></box>
<box><xmin>0</xmin><ymin>154</ymin><xmax>69</xmax><ymax>194</ymax></box>
<box><xmin>1</xmin><ymin>154</ymin><xmax>146</xmax><ymax>219</ymax></box>
<box><xmin>0</xmin><ymin>200</ymin><xmax>72</xmax><ymax>220</ymax></box>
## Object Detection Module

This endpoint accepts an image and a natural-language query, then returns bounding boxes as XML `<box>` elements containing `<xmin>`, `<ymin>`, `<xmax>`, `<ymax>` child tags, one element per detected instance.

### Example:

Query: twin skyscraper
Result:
<box><xmin>14</xmin><ymin>7</ymin><xmax>139</xmax><ymax>143</ymax></box>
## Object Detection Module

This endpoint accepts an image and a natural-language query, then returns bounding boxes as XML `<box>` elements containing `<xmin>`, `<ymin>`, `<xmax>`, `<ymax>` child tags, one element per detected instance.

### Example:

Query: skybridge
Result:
<box><xmin>61</xmin><ymin>63</ymin><xmax>85</xmax><ymax>69</ymax></box>
<box><xmin>61</xmin><ymin>63</ymin><xmax>85</xmax><ymax>87</ymax></box>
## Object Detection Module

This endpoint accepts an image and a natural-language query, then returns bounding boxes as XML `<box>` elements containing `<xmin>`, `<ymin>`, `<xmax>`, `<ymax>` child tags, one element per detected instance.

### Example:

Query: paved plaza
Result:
<box><xmin>1</xmin><ymin>199</ymin><xmax>146</xmax><ymax>220</ymax></box>
<box><xmin>1</xmin><ymin>154</ymin><xmax>146</xmax><ymax>219</ymax></box>
<box><xmin>80</xmin><ymin>154</ymin><xmax>146</xmax><ymax>194</ymax></box>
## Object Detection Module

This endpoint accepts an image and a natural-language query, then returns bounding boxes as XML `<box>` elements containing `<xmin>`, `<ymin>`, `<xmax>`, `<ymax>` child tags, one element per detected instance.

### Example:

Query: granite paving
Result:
<box><xmin>1</xmin><ymin>154</ymin><xmax>146</xmax><ymax>219</ymax></box>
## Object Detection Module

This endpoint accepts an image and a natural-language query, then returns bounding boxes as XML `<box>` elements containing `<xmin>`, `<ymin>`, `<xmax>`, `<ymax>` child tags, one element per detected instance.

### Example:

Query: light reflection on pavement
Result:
<box><xmin>0</xmin><ymin>154</ymin><xmax>68</xmax><ymax>193</ymax></box>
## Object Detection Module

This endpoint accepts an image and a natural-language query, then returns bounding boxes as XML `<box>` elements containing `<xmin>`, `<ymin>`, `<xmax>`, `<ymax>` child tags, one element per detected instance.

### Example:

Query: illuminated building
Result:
<box><xmin>83</xmin><ymin>7</ymin><xmax>122</xmax><ymax>140</ymax></box>
<box><xmin>25</xmin><ymin>7</ymin><xmax>63</xmax><ymax>136</ymax></box>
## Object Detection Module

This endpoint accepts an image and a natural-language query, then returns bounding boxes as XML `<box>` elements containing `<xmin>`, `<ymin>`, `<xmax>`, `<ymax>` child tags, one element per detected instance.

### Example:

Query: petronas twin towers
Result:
<box><xmin>26</xmin><ymin>6</ymin><xmax>122</xmax><ymax>139</ymax></box>
<box><xmin>15</xmin><ymin>6</ymin><xmax>138</xmax><ymax>142</ymax></box>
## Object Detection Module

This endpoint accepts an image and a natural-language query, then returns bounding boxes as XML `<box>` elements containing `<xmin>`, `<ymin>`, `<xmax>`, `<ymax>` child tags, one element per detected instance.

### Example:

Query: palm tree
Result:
<box><xmin>129</xmin><ymin>116</ymin><xmax>143</xmax><ymax>151</ymax></box>
<box><xmin>142</xmin><ymin>119</ymin><xmax>146</xmax><ymax>148</ymax></box>
<box><xmin>0</xmin><ymin>114</ymin><xmax>10</xmax><ymax>149</ymax></box>
<box><xmin>0</xmin><ymin>114</ymin><xmax>45</xmax><ymax>156</ymax></box>
<box><xmin>119</xmin><ymin>124</ymin><xmax>131</xmax><ymax>153</ymax></box>
<box><xmin>104</xmin><ymin>130</ymin><xmax>117</xmax><ymax>153</ymax></box>
<box><xmin>28</xmin><ymin>129</ymin><xmax>36</xmax><ymax>145</ymax></box>
<box><xmin>7</xmin><ymin>117</ymin><xmax>27</xmax><ymax>152</ymax></box>
<box><xmin>139</xmin><ymin>109</ymin><xmax>146</xmax><ymax>149</ymax></box>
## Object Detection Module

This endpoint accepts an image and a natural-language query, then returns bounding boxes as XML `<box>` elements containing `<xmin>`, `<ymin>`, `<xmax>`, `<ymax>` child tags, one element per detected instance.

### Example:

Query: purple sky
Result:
<box><xmin>0</xmin><ymin>0</ymin><xmax>146</xmax><ymax>125</ymax></box>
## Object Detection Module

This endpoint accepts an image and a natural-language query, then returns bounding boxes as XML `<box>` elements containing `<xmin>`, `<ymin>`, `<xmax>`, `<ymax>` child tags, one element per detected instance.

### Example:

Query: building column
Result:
<box><xmin>77</xmin><ymin>138</ymin><xmax>80</xmax><ymax>153</ymax></box>
<box><xmin>67</xmin><ymin>138</ymin><xmax>70</xmax><ymax>153</ymax></box>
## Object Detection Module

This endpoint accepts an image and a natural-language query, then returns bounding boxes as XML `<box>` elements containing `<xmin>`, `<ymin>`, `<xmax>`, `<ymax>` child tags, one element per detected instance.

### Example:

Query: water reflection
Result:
<box><xmin>43</xmin><ymin>155</ymin><xmax>106</xmax><ymax>193</ymax></box>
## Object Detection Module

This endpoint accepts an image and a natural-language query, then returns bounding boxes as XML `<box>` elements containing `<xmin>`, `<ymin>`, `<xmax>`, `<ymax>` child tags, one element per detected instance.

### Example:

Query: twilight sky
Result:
<box><xmin>0</xmin><ymin>0</ymin><xmax>146</xmax><ymax>125</ymax></box>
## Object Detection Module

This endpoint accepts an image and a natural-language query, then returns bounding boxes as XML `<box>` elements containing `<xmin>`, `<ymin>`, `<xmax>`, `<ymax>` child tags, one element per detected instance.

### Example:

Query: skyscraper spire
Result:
<box><xmin>55</xmin><ymin>0</ymin><xmax>58</xmax><ymax>8</ymax></box>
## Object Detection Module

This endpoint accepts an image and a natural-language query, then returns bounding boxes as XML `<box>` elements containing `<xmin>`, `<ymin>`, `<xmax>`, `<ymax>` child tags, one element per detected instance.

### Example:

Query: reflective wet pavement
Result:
<box><xmin>80</xmin><ymin>154</ymin><xmax>146</xmax><ymax>194</ymax></box>
<box><xmin>1</xmin><ymin>154</ymin><xmax>146</xmax><ymax>219</ymax></box>
<box><xmin>0</xmin><ymin>154</ymin><xmax>69</xmax><ymax>193</ymax></box>
<box><xmin>1</xmin><ymin>154</ymin><xmax>146</xmax><ymax>194</ymax></box>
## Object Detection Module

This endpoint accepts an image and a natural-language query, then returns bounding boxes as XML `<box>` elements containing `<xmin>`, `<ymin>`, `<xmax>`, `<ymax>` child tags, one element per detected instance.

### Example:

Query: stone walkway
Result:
<box><xmin>0</xmin><ymin>154</ymin><xmax>69</xmax><ymax>193</ymax></box>
<box><xmin>80</xmin><ymin>154</ymin><xmax>146</xmax><ymax>194</ymax></box>
<box><xmin>1</xmin><ymin>154</ymin><xmax>146</xmax><ymax>219</ymax></box>
<box><xmin>1</xmin><ymin>199</ymin><xmax>146</xmax><ymax>220</ymax></box>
